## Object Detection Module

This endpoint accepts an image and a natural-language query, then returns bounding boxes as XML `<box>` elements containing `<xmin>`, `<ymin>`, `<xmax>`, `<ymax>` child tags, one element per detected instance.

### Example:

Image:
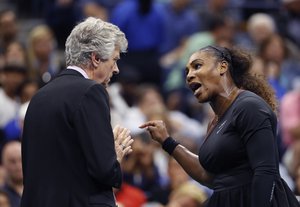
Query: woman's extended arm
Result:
<box><xmin>172</xmin><ymin>144</ymin><xmax>213</xmax><ymax>187</ymax></box>
<box><xmin>140</xmin><ymin>120</ymin><xmax>213</xmax><ymax>187</ymax></box>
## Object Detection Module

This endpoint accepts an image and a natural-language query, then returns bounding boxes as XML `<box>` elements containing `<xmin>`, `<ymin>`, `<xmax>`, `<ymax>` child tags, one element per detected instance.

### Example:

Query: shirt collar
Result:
<box><xmin>67</xmin><ymin>66</ymin><xmax>89</xmax><ymax>79</ymax></box>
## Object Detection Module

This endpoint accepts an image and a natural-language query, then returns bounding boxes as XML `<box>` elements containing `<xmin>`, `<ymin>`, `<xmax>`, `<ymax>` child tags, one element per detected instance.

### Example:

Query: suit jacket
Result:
<box><xmin>21</xmin><ymin>69</ymin><xmax>122</xmax><ymax>207</ymax></box>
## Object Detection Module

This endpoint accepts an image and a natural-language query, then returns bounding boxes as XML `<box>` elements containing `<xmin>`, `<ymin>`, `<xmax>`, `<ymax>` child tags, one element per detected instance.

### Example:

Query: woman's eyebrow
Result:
<box><xmin>189</xmin><ymin>59</ymin><xmax>203</xmax><ymax>66</ymax></box>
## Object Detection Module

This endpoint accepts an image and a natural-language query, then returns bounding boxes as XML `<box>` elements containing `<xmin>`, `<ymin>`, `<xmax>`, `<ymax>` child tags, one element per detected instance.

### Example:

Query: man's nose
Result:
<box><xmin>113</xmin><ymin>64</ymin><xmax>119</xmax><ymax>75</ymax></box>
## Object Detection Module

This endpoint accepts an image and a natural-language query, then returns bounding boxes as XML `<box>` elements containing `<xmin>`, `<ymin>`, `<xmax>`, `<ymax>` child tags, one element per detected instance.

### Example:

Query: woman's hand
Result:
<box><xmin>140</xmin><ymin>121</ymin><xmax>212</xmax><ymax>187</ymax></box>
<box><xmin>113</xmin><ymin>125</ymin><xmax>134</xmax><ymax>163</ymax></box>
<box><xmin>139</xmin><ymin>120</ymin><xmax>170</xmax><ymax>144</ymax></box>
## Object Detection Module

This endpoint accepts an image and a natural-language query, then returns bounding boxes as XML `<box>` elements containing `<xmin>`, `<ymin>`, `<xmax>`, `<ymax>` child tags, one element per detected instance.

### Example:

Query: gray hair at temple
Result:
<box><xmin>65</xmin><ymin>17</ymin><xmax>128</xmax><ymax>66</ymax></box>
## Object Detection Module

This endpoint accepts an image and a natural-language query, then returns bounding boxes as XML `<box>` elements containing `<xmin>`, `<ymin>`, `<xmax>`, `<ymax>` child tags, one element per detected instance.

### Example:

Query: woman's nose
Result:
<box><xmin>186</xmin><ymin>70</ymin><xmax>194</xmax><ymax>83</ymax></box>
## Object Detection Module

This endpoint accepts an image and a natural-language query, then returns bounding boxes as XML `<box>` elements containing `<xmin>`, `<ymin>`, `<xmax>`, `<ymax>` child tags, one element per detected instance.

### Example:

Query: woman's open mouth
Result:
<box><xmin>189</xmin><ymin>82</ymin><xmax>202</xmax><ymax>93</ymax></box>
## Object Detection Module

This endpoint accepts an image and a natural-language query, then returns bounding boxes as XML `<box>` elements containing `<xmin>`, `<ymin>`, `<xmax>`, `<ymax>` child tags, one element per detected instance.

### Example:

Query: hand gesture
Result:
<box><xmin>139</xmin><ymin>120</ymin><xmax>170</xmax><ymax>144</ymax></box>
<box><xmin>113</xmin><ymin>125</ymin><xmax>133</xmax><ymax>163</ymax></box>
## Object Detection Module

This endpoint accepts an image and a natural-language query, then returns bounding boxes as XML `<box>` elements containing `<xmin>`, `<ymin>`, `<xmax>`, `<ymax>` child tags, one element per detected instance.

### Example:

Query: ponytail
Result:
<box><xmin>227</xmin><ymin>48</ymin><xmax>278</xmax><ymax>112</ymax></box>
<box><xmin>241</xmin><ymin>74</ymin><xmax>277</xmax><ymax>112</ymax></box>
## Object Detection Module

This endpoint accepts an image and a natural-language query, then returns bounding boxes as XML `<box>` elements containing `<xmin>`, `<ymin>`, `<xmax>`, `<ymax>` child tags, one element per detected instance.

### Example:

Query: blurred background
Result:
<box><xmin>1</xmin><ymin>0</ymin><xmax>300</xmax><ymax>206</ymax></box>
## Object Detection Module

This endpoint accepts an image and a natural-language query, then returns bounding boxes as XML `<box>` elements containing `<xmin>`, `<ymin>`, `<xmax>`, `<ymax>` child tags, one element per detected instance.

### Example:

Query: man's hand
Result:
<box><xmin>113</xmin><ymin>125</ymin><xmax>133</xmax><ymax>163</ymax></box>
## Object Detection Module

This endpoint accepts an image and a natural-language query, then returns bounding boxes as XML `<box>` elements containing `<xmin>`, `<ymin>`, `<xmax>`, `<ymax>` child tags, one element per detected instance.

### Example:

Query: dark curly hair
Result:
<box><xmin>199</xmin><ymin>45</ymin><xmax>278</xmax><ymax>112</ymax></box>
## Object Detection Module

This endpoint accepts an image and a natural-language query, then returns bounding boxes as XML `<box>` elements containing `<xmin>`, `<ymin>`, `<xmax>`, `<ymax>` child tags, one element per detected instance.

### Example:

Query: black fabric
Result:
<box><xmin>21</xmin><ymin>69</ymin><xmax>121</xmax><ymax>207</ymax></box>
<box><xmin>199</xmin><ymin>90</ymin><xmax>299</xmax><ymax>207</ymax></box>
<box><xmin>162</xmin><ymin>137</ymin><xmax>179</xmax><ymax>155</ymax></box>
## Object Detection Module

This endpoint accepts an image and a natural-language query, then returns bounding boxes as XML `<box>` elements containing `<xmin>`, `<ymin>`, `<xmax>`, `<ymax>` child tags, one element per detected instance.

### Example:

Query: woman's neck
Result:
<box><xmin>210</xmin><ymin>86</ymin><xmax>239</xmax><ymax>118</ymax></box>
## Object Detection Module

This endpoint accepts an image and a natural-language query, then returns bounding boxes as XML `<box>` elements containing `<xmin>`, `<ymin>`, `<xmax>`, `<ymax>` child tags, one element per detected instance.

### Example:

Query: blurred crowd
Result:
<box><xmin>0</xmin><ymin>0</ymin><xmax>300</xmax><ymax>206</ymax></box>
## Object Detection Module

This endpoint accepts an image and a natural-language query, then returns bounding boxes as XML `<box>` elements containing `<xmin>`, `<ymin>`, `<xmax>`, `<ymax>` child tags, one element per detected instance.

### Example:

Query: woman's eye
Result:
<box><xmin>195</xmin><ymin>64</ymin><xmax>202</xmax><ymax>69</ymax></box>
<box><xmin>185</xmin><ymin>68</ymin><xmax>189</xmax><ymax>75</ymax></box>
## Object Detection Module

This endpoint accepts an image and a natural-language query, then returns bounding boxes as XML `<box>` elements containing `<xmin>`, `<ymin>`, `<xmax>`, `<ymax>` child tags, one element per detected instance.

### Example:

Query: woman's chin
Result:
<box><xmin>195</xmin><ymin>94</ymin><xmax>209</xmax><ymax>103</ymax></box>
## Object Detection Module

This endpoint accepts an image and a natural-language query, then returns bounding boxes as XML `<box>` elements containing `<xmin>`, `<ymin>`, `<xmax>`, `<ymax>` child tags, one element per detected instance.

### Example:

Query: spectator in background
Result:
<box><xmin>279</xmin><ymin>0</ymin><xmax>300</xmax><ymax>48</ymax></box>
<box><xmin>6</xmin><ymin>78</ymin><xmax>39</xmax><ymax>143</ymax></box>
<box><xmin>115</xmin><ymin>181</ymin><xmax>147</xmax><ymax>207</ymax></box>
<box><xmin>3</xmin><ymin>41</ymin><xmax>28</xmax><ymax>67</ymax></box>
<box><xmin>80</xmin><ymin>0</ymin><xmax>121</xmax><ymax>20</ymax></box>
<box><xmin>80</xmin><ymin>0</ymin><xmax>126</xmax><ymax>21</ymax></box>
<box><xmin>110</xmin><ymin>0</ymin><xmax>164</xmax><ymax>54</ymax></box>
<box><xmin>159</xmin><ymin>0</ymin><xmax>199</xmax><ymax>55</ymax></box>
<box><xmin>149</xmin><ymin>157</ymin><xmax>197</xmax><ymax>205</ymax></box>
<box><xmin>17</xmin><ymin>79</ymin><xmax>39</xmax><ymax>104</ymax></box>
<box><xmin>0</xmin><ymin>73</ymin><xmax>38</xmax><ymax>144</ymax></box>
<box><xmin>283</xmin><ymin>138</ymin><xmax>300</xmax><ymax>192</ymax></box>
<box><xmin>14</xmin><ymin>0</ymin><xmax>45</xmax><ymax>18</ymax></box>
<box><xmin>81</xmin><ymin>0</ymin><xmax>121</xmax><ymax>11</ymax></box>
<box><xmin>27</xmin><ymin>24</ymin><xmax>64</xmax><ymax>86</ymax></box>
<box><xmin>0</xmin><ymin>9</ymin><xmax>18</xmax><ymax>53</ymax></box>
<box><xmin>0</xmin><ymin>189</ymin><xmax>10</xmax><ymax>207</ymax></box>
<box><xmin>280</xmin><ymin>90</ymin><xmax>300</xmax><ymax>147</ymax></box>
<box><xmin>121</xmin><ymin>133</ymin><xmax>164</xmax><ymax>201</ymax></box>
<box><xmin>44</xmin><ymin>0</ymin><xmax>83</xmax><ymax>50</ymax></box>
<box><xmin>0</xmin><ymin>9</ymin><xmax>19</xmax><ymax>69</ymax></box>
<box><xmin>256</xmin><ymin>34</ymin><xmax>300</xmax><ymax>93</ymax></box>
<box><xmin>166</xmin><ymin>181</ymin><xmax>207</xmax><ymax>207</ymax></box>
<box><xmin>195</xmin><ymin>0</ymin><xmax>242</xmax><ymax>31</ymax></box>
<box><xmin>110</xmin><ymin>0</ymin><xmax>165</xmax><ymax>86</ymax></box>
<box><xmin>280</xmin><ymin>89</ymin><xmax>300</xmax><ymax>180</ymax></box>
<box><xmin>0</xmin><ymin>166</ymin><xmax>6</xmax><ymax>187</ymax></box>
<box><xmin>250</xmin><ymin>34</ymin><xmax>286</xmax><ymax>100</ymax></box>
<box><xmin>108</xmin><ymin>66</ymin><xmax>140</xmax><ymax>109</ymax></box>
<box><xmin>159</xmin><ymin>0</ymin><xmax>199</xmax><ymax>89</ymax></box>
<box><xmin>246</xmin><ymin>13</ymin><xmax>277</xmax><ymax>52</ymax></box>
<box><xmin>1</xmin><ymin>141</ymin><xmax>22</xmax><ymax>207</ymax></box>
<box><xmin>1</xmin><ymin>41</ymin><xmax>28</xmax><ymax>94</ymax></box>
<box><xmin>0</xmin><ymin>65</ymin><xmax>27</xmax><ymax>142</ymax></box>
<box><xmin>246</xmin><ymin>12</ymin><xmax>300</xmax><ymax>58</ymax></box>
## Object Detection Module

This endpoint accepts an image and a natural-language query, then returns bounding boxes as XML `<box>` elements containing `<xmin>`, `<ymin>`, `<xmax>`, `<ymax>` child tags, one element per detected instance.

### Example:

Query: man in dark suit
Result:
<box><xmin>21</xmin><ymin>17</ymin><xmax>132</xmax><ymax>207</ymax></box>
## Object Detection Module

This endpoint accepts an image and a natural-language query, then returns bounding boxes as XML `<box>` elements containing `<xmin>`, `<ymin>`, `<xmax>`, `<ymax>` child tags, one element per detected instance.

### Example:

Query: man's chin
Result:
<box><xmin>101</xmin><ymin>82</ymin><xmax>109</xmax><ymax>88</ymax></box>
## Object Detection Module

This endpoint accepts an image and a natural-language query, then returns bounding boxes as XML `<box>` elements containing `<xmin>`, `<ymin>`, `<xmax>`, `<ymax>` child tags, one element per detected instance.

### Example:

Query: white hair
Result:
<box><xmin>65</xmin><ymin>17</ymin><xmax>128</xmax><ymax>66</ymax></box>
<box><xmin>247</xmin><ymin>13</ymin><xmax>276</xmax><ymax>33</ymax></box>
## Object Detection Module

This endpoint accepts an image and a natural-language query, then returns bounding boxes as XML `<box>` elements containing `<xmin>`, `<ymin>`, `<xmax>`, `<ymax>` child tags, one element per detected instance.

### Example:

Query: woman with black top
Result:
<box><xmin>140</xmin><ymin>45</ymin><xmax>300</xmax><ymax>207</ymax></box>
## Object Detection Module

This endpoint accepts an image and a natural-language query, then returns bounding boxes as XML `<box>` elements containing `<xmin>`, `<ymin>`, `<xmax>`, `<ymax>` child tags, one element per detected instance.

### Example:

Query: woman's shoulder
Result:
<box><xmin>230</xmin><ymin>90</ymin><xmax>277</xmax><ymax>129</ymax></box>
<box><xmin>235</xmin><ymin>90</ymin><xmax>269</xmax><ymax>108</ymax></box>
<box><xmin>232</xmin><ymin>90</ymin><xmax>275</xmax><ymax>117</ymax></box>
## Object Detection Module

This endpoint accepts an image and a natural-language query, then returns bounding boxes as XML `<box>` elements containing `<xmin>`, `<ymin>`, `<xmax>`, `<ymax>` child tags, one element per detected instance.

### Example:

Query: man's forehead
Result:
<box><xmin>112</xmin><ymin>48</ymin><xmax>120</xmax><ymax>58</ymax></box>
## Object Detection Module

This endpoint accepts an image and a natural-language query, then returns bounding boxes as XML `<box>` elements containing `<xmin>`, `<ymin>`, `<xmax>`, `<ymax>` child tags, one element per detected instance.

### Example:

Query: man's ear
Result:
<box><xmin>219</xmin><ymin>61</ymin><xmax>228</xmax><ymax>75</ymax></box>
<box><xmin>91</xmin><ymin>53</ymin><xmax>101</xmax><ymax>67</ymax></box>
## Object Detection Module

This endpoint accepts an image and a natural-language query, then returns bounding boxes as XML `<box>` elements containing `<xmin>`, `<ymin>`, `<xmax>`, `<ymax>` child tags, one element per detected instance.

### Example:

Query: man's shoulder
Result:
<box><xmin>46</xmin><ymin>71</ymin><xmax>97</xmax><ymax>91</ymax></box>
